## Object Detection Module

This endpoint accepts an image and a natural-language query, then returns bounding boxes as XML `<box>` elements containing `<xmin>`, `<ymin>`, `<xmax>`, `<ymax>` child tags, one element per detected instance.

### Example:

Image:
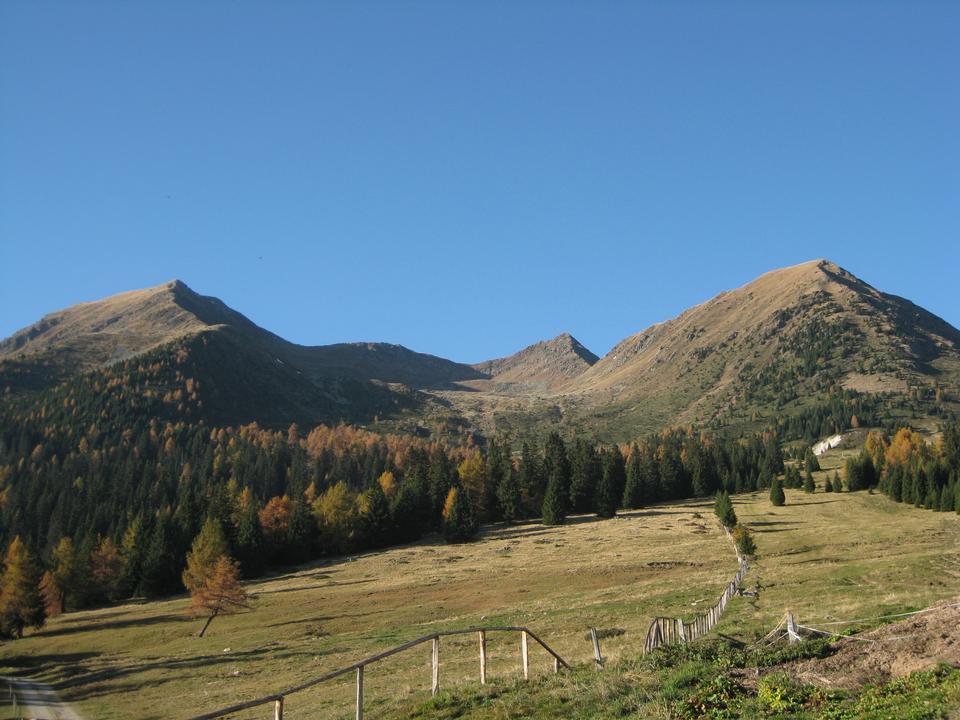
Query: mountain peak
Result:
<box><xmin>472</xmin><ymin>333</ymin><xmax>598</xmax><ymax>390</ymax></box>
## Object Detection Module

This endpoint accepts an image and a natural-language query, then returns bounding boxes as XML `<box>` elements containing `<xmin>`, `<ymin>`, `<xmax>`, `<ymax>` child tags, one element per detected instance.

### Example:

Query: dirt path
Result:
<box><xmin>3</xmin><ymin>677</ymin><xmax>83</xmax><ymax>720</ymax></box>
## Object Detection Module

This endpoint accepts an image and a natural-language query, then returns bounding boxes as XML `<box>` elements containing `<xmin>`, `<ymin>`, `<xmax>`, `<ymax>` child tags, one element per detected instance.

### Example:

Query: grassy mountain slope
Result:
<box><xmin>449</xmin><ymin>260</ymin><xmax>960</xmax><ymax>440</ymax></box>
<box><xmin>0</xmin><ymin>281</ymin><xmax>475</xmax><ymax>431</ymax></box>
<box><xmin>3</xmin><ymin>260</ymin><xmax>958</xmax><ymax>440</ymax></box>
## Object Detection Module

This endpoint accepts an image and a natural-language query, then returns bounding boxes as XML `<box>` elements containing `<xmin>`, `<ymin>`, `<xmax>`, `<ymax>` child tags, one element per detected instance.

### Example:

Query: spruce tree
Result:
<box><xmin>824</xmin><ymin>475</ymin><xmax>834</xmax><ymax>492</ymax></box>
<box><xmin>714</xmin><ymin>491</ymin><xmax>737</xmax><ymax>528</ymax></box>
<box><xmin>832</xmin><ymin>470</ymin><xmax>843</xmax><ymax>493</ymax></box>
<box><xmin>286</xmin><ymin>499</ymin><xmax>317</xmax><ymax>562</ymax></box>
<box><xmin>602</xmin><ymin>446</ymin><xmax>627</xmax><ymax>510</ymax></box>
<box><xmin>359</xmin><ymin>483</ymin><xmax>392</xmax><ymax>548</ymax></box>
<box><xmin>623</xmin><ymin>445</ymin><xmax>643</xmax><ymax>509</ymax></box>
<box><xmin>496</xmin><ymin>462</ymin><xmax>522</xmax><ymax>524</ymax></box>
<box><xmin>0</xmin><ymin>537</ymin><xmax>44</xmax><ymax>639</ymax></box>
<box><xmin>443</xmin><ymin>487</ymin><xmax>479</xmax><ymax>542</ymax></box>
<box><xmin>594</xmin><ymin>461</ymin><xmax>618</xmax><ymax>518</ymax></box>
<box><xmin>141</xmin><ymin>514</ymin><xmax>180</xmax><ymax>597</ymax></box>
<box><xmin>542</xmin><ymin>473</ymin><xmax>568</xmax><ymax>525</ymax></box>
<box><xmin>803</xmin><ymin>470</ymin><xmax>816</xmax><ymax>493</ymax></box>
<box><xmin>541</xmin><ymin>433</ymin><xmax>570</xmax><ymax>525</ymax></box>
<box><xmin>517</xmin><ymin>441</ymin><xmax>545</xmax><ymax>519</ymax></box>
<box><xmin>568</xmin><ymin>440</ymin><xmax>600</xmax><ymax>514</ymax></box>
<box><xmin>235</xmin><ymin>501</ymin><xmax>264</xmax><ymax>577</ymax></box>
<box><xmin>770</xmin><ymin>477</ymin><xmax>786</xmax><ymax>506</ymax></box>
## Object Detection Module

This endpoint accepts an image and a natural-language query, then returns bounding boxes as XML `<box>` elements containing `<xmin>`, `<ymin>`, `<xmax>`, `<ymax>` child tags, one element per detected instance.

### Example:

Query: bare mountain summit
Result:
<box><xmin>471</xmin><ymin>333</ymin><xmax>598</xmax><ymax>391</ymax></box>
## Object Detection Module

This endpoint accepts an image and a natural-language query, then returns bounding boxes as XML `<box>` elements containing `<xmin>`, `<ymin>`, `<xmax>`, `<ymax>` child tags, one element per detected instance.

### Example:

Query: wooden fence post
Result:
<box><xmin>478</xmin><ymin>631</ymin><xmax>487</xmax><ymax>685</ymax></box>
<box><xmin>521</xmin><ymin>630</ymin><xmax>529</xmax><ymax>680</ymax></box>
<box><xmin>274</xmin><ymin>697</ymin><xmax>283</xmax><ymax>720</ymax></box>
<box><xmin>590</xmin><ymin>628</ymin><xmax>604</xmax><ymax>669</ymax></box>
<box><xmin>786</xmin><ymin>611</ymin><xmax>800</xmax><ymax>644</ymax></box>
<box><xmin>356</xmin><ymin>666</ymin><xmax>364</xmax><ymax>720</ymax></box>
<box><xmin>432</xmin><ymin>636</ymin><xmax>440</xmax><ymax>696</ymax></box>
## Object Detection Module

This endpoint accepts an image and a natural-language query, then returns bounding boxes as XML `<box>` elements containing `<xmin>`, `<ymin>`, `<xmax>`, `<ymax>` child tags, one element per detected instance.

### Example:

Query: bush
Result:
<box><xmin>757</xmin><ymin>672</ymin><xmax>825</xmax><ymax>713</ymax></box>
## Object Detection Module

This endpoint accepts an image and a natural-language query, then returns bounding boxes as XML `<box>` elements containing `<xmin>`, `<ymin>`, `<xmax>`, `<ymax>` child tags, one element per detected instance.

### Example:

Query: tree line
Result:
<box><xmin>849</xmin><ymin>419</ymin><xmax>960</xmax><ymax>513</ymax></box>
<box><xmin>0</xmin><ymin>393</ymin><xmax>788</xmax><ymax>636</ymax></box>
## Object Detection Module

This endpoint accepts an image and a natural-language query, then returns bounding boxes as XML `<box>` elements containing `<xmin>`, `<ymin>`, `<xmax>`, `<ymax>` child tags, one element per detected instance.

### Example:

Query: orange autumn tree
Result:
<box><xmin>192</xmin><ymin>556</ymin><xmax>249</xmax><ymax>638</ymax></box>
<box><xmin>259</xmin><ymin>495</ymin><xmax>293</xmax><ymax>548</ymax></box>
<box><xmin>183</xmin><ymin>518</ymin><xmax>250</xmax><ymax>636</ymax></box>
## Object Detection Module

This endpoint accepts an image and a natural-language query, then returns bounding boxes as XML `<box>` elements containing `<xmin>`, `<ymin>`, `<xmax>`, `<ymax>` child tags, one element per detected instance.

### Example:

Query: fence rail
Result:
<box><xmin>188</xmin><ymin>625</ymin><xmax>569</xmax><ymax>720</ymax></box>
<box><xmin>642</xmin><ymin>526</ymin><xmax>749</xmax><ymax>654</ymax></box>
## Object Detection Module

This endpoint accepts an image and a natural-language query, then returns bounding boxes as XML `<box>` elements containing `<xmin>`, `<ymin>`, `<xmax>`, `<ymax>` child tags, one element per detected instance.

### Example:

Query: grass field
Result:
<box><xmin>3</xmin><ymin>446</ymin><xmax>959</xmax><ymax>719</ymax></box>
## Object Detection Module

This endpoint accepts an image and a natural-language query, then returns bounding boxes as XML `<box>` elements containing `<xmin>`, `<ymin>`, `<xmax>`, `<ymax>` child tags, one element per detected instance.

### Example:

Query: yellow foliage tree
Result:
<box><xmin>457</xmin><ymin>451</ymin><xmax>487</xmax><ymax>515</ymax></box>
<box><xmin>312</xmin><ymin>481</ymin><xmax>359</xmax><ymax>554</ymax></box>
<box><xmin>884</xmin><ymin>428</ymin><xmax>928</xmax><ymax>469</ymax></box>
<box><xmin>377</xmin><ymin>471</ymin><xmax>398</xmax><ymax>499</ymax></box>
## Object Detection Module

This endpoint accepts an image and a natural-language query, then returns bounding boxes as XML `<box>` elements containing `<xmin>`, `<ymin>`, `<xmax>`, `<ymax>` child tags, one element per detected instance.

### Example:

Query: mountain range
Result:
<box><xmin>2</xmin><ymin>260</ymin><xmax>958</xmax><ymax>441</ymax></box>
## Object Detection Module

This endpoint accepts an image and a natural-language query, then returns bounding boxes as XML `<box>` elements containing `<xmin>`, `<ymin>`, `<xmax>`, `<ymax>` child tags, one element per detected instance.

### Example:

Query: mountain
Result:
<box><xmin>0</xmin><ymin>281</ymin><xmax>474</xmax><ymax>431</ymax></box>
<box><xmin>546</xmin><ymin>260</ymin><xmax>960</xmax><ymax>436</ymax></box>
<box><xmin>471</xmin><ymin>333</ymin><xmax>598</xmax><ymax>391</ymax></box>
<box><xmin>2</xmin><ymin>260</ymin><xmax>958</xmax><ymax>441</ymax></box>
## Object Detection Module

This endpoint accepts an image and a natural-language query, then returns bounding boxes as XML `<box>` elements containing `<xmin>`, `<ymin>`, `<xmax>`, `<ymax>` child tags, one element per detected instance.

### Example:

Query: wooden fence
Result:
<box><xmin>642</xmin><ymin>526</ymin><xmax>749</xmax><ymax>654</ymax></box>
<box><xmin>188</xmin><ymin>625</ymin><xmax>569</xmax><ymax>720</ymax></box>
<box><xmin>6</xmin><ymin>680</ymin><xmax>22</xmax><ymax>720</ymax></box>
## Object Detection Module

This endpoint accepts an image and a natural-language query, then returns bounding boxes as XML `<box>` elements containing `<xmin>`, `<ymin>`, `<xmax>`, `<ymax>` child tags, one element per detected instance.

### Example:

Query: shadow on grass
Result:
<box><xmin>56</xmin><ymin>646</ymin><xmax>321</xmax><ymax>702</ymax></box>
<box><xmin>31</xmin><ymin>613</ymin><xmax>190</xmax><ymax>639</ymax></box>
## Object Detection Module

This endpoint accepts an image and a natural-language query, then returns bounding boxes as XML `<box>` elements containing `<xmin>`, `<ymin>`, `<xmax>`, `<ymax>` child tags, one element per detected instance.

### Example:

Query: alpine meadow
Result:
<box><xmin>2</xmin><ymin>3</ymin><xmax>959</xmax><ymax>719</ymax></box>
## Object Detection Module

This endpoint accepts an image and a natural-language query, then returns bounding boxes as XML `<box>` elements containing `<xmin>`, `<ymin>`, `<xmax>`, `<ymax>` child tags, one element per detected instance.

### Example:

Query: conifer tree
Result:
<box><xmin>623</xmin><ymin>445</ymin><xmax>644</xmax><ymax>509</ymax></box>
<box><xmin>496</xmin><ymin>461</ymin><xmax>522</xmax><ymax>524</ymax></box>
<box><xmin>518</xmin><ymin>441</ymin><xmax>545</xmax><ymax>518</ymax></box>
<box><xmin>90</xmin><ymin>537</ymin><xmax>123</xmax><ymax>603</ymax></box>
<box><xmin>568</xmin><ymin>440</ymin><xmax>600</xmax><ymax>514</ymax></box>
<box><xmin>39</xmin><ymin>570</ymin><xmax>62</xmax><ymax>617</ymax></box>
<box><xmin>182</xmin><ymin>517</ymin><xmax>229</xmax><ymax>594</ymax></box>
<box><xmin>770</xmin><ymin>477</ymin><xmax>786</xmax><ymax>506</ymax></box>
<box><xmin>192</xmin><ymin>555</ymin><xmax>249</xmax><ymax>638</ymax></box>
<box><xmin>594</xmin><ymin>459</ymin><xmax>618</xmax><ymax>519</ymax></box>
<box><xmin>803</xmin><ymin>469</ymin><xmax>816</xmax><ymax>493</ymax></box>
<box><xmin>140</xmin><ymin>514</ymin><xmax>180</xmax><ymax>597</ymax></box>
<box><xmin>358</xmin><ymin>483</ymin><xmax>392</xmax><ymax>548</ymax></box>
<box><xmin>541</xmin><ymin>433</ymin><xmax>570</xmax><ymax>525</ymax></box>
<box><xmin>51</xmin><ymin>536</ymin><xmax>88</xmax><ymax>612</ymax></box>
<box><xmin>832</xmin><ymin>470</ymin><xmax>842</xmax><ymax>492</ymax></box>
<box><xmin>602</xmin><ymin>446</ymin><xmax>627</xmax><ymax>510</ymax></box>
<box><xmin>732</xmin><ymin>525</ymin><xmax>757</xmax><ymax>557</ymax></box>
<box><xmin>286</xmin><ymin>499</ymin><xmax>317</xmax><ymax>562</ymax></box>
<box><xmin>542</xmin><ymin>473</ymin><xmax>568</xmax><ymax>525</ymax></box>
<box><xmin>824</xmin><ymin>475</ymin><xmax>834</xmax><ymax>492</ymax></box>
<box><xmin>0</xmin><ymin>537</ymin><xmax>44</xmax><ymax>639</ymax></box>
<box><xmin>235</xmin><ymin>500</ymin><xmax>264</xmax><ymax>577</ymax></box>
<box><xmin>443</xmin><ymin>487</ymin><xmax>479</xmax><ymax>542</ymax></box>
<box><xmin>714</xmin><ymin>491</ymin><xmax>737</xmax><ymax>528</ymax></box>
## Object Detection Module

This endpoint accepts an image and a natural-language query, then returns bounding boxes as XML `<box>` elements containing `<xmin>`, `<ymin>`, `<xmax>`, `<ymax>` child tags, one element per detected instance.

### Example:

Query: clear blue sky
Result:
<box><xmin>1</xmin><ymin>2</ymin><xmax>957</xmax><ymax>362</ymax></box>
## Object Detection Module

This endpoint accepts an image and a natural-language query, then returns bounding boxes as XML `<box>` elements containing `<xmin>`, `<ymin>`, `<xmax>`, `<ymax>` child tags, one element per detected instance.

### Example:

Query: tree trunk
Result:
<box><xmin>198</xmin><ymin>608</ymin><xmax>219</xmax><ymax>637</ymax></box>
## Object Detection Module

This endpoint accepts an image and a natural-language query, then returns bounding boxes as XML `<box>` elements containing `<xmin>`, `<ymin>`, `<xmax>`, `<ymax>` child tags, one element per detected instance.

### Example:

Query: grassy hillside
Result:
<box><xmin>4</xmin><ymin>462</ymin><xmax>959</xmax><ymax>719</ymax></box>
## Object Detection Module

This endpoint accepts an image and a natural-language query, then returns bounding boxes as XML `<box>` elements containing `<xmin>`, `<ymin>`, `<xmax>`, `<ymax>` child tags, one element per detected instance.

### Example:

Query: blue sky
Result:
<box><xmin>1</xmin><ymin>1</ymin><xmax>957</xmax><ymax>362</ymax></box>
